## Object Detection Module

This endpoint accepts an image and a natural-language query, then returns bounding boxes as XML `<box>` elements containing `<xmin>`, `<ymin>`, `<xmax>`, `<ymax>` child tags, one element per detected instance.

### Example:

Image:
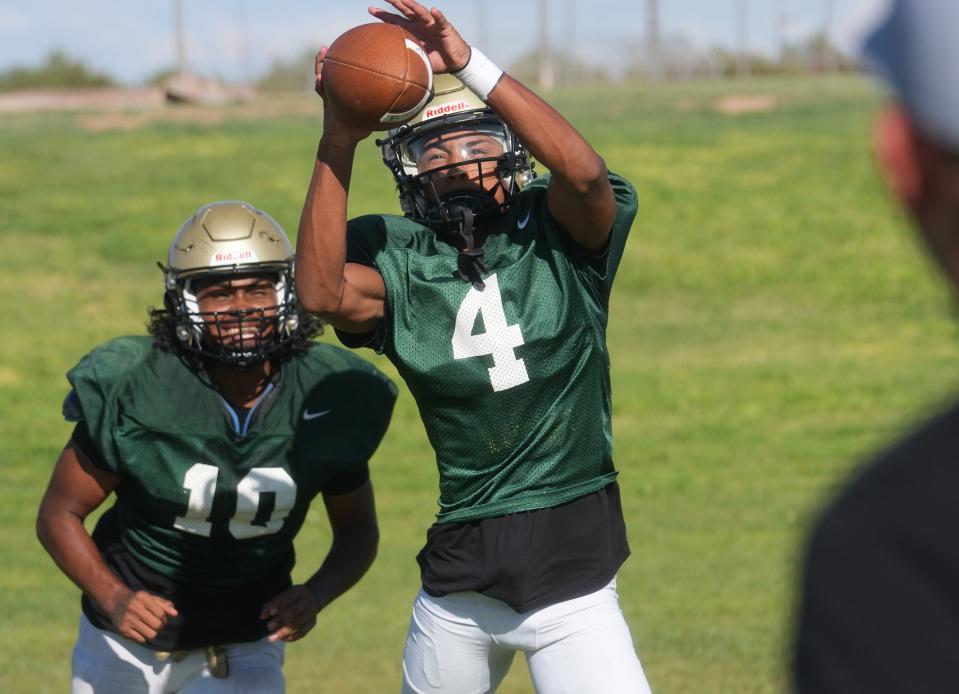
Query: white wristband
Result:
<box><xmin>452</xmin><ymin>47</ymin><xmax>503</xmax><ymax>101</ymax></box>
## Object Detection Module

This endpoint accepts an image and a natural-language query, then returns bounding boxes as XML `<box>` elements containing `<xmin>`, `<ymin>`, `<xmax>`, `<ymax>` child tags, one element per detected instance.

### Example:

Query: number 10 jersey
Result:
<box><xmin>64</xmin><ymin>338</ymin><xmax>396</xmax><ymax>648</ymax></box>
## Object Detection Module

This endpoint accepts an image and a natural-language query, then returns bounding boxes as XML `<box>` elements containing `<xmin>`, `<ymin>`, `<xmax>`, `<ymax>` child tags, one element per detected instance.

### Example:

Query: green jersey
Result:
<box><xmin>66</xmin><ymin>337</ymin><xmax>396</xmax><ymax>587</ymax></box>
<box><xmin>344</xmin><ymin>173</ymin><xmax>637</xmax><ymax>523</ymax></box>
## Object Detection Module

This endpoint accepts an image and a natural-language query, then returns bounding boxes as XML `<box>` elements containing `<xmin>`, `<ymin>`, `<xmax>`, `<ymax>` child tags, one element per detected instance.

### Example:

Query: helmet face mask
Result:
<box><xmin>404</xmin><ymin>124</ymin><xmax>508</xmax><ymax>173</ymax></box>
<box><xmin>380</xmin><ymin>75</ymin><xmax>535</xmax><ymax>236</ymax></box>
<box><xmin>163</xmin><ymin>201</ymin><xmax>300</xmax><ymax>370</ymax></box>
<box><xmin>397</xmin><ymin>120</ymin><xmax>514</xmax><ymax>230</ymax></box>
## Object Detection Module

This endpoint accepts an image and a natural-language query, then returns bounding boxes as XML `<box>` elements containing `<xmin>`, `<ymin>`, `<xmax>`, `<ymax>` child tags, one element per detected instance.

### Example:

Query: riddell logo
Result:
<box><xmin>214</xmin><ymin>250</ymin><xmax>254</xmax><ymax>263</ymax></box>
<box><xmin>423</xmin><ymin>101</ymin><xmax>470</xmax><ymax>119</ymax></box>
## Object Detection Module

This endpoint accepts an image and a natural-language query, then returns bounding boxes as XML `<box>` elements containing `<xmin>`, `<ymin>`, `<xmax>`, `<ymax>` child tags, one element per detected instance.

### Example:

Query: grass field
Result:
<box><xmin>4</xmin><ymin>75</ymin><xmax>959</xmax><ymax>693</ymax></box>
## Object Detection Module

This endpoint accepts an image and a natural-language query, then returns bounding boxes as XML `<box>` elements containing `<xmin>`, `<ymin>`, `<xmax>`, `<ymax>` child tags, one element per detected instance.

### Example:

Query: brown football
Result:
<box><xmin>322</xmin><ymin>23</ymin><xmax>434</xmax><ymax>131</ymax></box>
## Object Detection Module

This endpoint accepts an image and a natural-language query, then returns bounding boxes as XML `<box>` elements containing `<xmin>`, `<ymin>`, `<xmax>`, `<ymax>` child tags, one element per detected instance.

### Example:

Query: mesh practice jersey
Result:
<box><xmin>66</xmin><ymin>336</ymin><xmax>396</xmax><ymax>585</ymax></box>
<box><xmin>343</xmin><ymin>173</ymin><xmax>637</xmax><ymax>523</ymax></box>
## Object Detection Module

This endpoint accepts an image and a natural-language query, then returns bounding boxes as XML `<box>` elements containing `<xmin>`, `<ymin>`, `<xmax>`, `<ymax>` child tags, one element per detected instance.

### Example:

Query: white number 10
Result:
<box><xmin>452</xmin><ymin>274</ymin><xmax>529</xmax><ymax>392</ymax></box>
<box><xmin>173</xmin><ymin>463</ymin><xmax>297</xmax><ymax>539</ymax></box>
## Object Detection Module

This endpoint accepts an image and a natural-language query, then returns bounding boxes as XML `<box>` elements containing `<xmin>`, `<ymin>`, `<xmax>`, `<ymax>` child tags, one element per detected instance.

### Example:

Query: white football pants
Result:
<box><xmin>71</xmin><ymin>614</ymin><xmax>285</xmax><ymax>693</ymax></box>
<box><xmin>401</xmin><ymin>577</ymin><xmax>652</xmax><ymax>694</ymax></box>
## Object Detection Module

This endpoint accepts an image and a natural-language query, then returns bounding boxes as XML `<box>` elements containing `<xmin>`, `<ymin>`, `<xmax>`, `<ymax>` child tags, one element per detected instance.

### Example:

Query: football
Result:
<box><xmin>322</xmin><ymin>23</ymin><xmax>434</xmax><ymax>131</ymax></box>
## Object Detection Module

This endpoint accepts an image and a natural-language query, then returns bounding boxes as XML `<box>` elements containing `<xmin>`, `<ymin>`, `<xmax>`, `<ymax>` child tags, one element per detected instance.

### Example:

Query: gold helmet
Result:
<box><xmin>162</xmin><ymin>201</ymin><xmax>301</xmax><ymax>368</ymax></box>
<box><xmin>379</xmin><ymin>74</ymin><xmax>536</xmax><ymax>234</ymax></box>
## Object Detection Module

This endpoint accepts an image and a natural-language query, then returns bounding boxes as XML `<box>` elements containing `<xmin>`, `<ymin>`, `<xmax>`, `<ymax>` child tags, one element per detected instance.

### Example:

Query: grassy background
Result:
<box><xmin>4</xmin><ymin>76</ymin><xmax>959</xmax><ymax>692</ymax></box>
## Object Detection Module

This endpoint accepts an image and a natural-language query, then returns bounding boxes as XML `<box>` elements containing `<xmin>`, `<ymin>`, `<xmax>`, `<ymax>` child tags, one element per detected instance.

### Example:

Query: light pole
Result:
<box><xmin>646</xmin><ymin>0</ymin><xmax>660</xmax><ymax>81</ymax></box>
<box><xmin>538</xmin><ymin>0</ymin><xmax>555</xmax><ymax>91</ymax></box>
<box><xmin>476</xmin><ymin>0</ymin><xmax>489</xmax><ymax>57</ymax></box>
<box><xmin>561</xmin><ymin>0</ymin><xmax>574</xmax><ymax>85</ymax></box>
<box><xmin>173</xmin><ymin>0</ymin><xmax>186</xmax><ymax>76</ymax></box>
<box><xmin>736</xmin><ymin>0</ymin><xmax>751</xmax><ymax>78</ymax></box>
<box><xmin>823</xmin><ymin>0</ymin><xmax>837</xmax><ymax>74</ymax></box>
<box><xmin>237</xmin><ymin>0</ymin><xmax>251</xmax><ymax>84</ymax></box>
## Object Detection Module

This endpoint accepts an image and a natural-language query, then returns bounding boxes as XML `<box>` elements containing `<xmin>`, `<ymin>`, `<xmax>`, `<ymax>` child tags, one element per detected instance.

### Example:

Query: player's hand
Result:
<box><xmin>261</xmin><ymin>585</ymin><xmax>320</xmax><ymax>643</ymax></box>
<box><xmin>370</xmin><ymin>1</ymin><xmax>472</xmax><ymax>74</ymax></box>
<box><xmin>107</xmin><ymin>588</ymin><xmax>178</xmax><ymax>644</ymax></box>
<box><xmin>314</xmin><ymin>46</ymin><xmax>373</xmax><ymax>146</ymax></box>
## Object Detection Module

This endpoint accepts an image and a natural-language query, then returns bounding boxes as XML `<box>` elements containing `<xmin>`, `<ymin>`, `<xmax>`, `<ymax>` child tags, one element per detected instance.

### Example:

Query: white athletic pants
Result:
<box><xmin>401</xmin><ymin>577</ymin><xmax>652</xmax><ymax>694</ymax></box>
<box><xmin>71</xmin><ymin>614</ymin><xmax>285</xmax><ymax>693</ymax></box>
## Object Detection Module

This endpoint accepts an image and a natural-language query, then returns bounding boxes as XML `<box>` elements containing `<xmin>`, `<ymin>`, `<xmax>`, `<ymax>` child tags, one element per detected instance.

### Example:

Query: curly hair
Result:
<box><xmin>147</xmin><ymin>304</ymin><xmax>325</xmax><ymax>370</ymax></box>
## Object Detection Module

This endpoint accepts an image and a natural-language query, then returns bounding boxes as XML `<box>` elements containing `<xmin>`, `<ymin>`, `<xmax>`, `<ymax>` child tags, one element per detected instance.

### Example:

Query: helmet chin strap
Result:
<box><xmin>447</xmin><ymin>204</ymin><xmax>488</xmax><ymax>291</ymax></box>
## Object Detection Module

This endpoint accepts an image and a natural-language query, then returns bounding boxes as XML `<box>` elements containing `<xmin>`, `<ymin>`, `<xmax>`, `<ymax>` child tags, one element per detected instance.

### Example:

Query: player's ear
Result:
<box><xmin>874</xmin><ymin>104</ymin><xmax>924</xmax><ymax>208</ymax></box>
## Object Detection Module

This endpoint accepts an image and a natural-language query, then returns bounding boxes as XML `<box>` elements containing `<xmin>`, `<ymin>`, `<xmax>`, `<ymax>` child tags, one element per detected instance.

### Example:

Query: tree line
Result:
<box><xmin>2</xmin><ymin>35</ymin><xmax>858</xmax><ymax>93</ymax></box>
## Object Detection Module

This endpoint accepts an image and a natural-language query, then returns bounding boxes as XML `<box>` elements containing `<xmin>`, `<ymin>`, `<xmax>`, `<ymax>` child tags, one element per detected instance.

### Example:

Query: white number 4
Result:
<box><xmin>452</xmin><ymin>273</ymin><xmax>529</xmax><ymax>392</ymax></box>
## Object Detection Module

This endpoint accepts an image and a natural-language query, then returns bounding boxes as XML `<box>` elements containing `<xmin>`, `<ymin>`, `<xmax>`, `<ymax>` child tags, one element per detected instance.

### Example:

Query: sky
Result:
<box><xmin>0</xmin><ymin>0</ymin><xmax>889</xmax><ymax>85</ymax></box>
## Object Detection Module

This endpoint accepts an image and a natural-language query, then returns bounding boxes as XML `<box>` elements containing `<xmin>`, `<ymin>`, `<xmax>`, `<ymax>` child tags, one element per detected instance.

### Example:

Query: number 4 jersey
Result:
<box><xmin>63</xmin><ymin>337</ymin><xmax>396</xmax><ymax>648</ymax></box>
<box><xmin>342</xmin><ymin>173</ymin><xmax>637</xmax><ymax>524</ymax></box>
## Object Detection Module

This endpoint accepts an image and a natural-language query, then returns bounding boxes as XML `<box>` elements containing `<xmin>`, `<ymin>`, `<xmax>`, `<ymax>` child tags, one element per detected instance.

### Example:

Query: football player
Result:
<box><xmin>796</xmin><ymin>1</ymin><xmax>959</xmax><ymax>691</ymax></box>
<box><xmin>296</xmin><ymin>1</ymin><xmax>651</xmax><ymax>692</ymax></box>
<box><xmin>37</xmin><ymin>201</ymin><xmax>396</xmax><ymax>692</ymax></box>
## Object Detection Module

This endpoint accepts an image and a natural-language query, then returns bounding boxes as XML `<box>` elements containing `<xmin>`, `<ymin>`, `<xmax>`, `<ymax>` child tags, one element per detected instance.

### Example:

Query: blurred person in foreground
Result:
<box><xmin>37</xmin><ymin>201</ymin><xmax>396</xmax><ymax>692</ymax></box>
<box><xmin>795</xmin><ymin>1</ymin><xmax>959</xmax><ymax>691</ymax></box>
<box><xmin>296</xmin><ymin>1</ymin><xmax>651</xmax><ymax>692</ymax></box>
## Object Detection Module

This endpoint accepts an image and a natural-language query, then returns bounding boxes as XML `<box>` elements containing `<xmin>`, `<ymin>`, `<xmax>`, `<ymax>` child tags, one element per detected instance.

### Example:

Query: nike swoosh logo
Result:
<box><xmin>517</xmin><ymin>211</ymin><xmax>531</xmax><ymax>230</ymax></box>
<box><xmin>302</xmin><ymin>409</ymin><xmax>331</xmax><ymax>421</ymax></box>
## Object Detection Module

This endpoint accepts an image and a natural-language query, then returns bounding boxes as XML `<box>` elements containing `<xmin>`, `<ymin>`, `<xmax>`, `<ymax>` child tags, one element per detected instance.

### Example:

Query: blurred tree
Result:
<box><xmin>622</xmin><ymin>31</ymin><xmax>858</xmax><ymax>82</ymax></box>
<box><xmin>783</xmin><ymin>31</ymin><xmax>858</xmax><ymax>73</ymax></box>
<box><xmin>707</xmin><ymin>47</ymin><xmax>780</xmax><ymax>79</ymax></box>
<box><xmin>508</xmin><ymin>50</ymin><xmax>609</xmax><ymax>87</ymax></box>
<box><xmin>146</xmin><ymin>67</ymin><xmax>179</xmax><ymax>87</ymax></box>
<box><xmin>256</xmin><ymin>50</ymin><xmax>316</xmax><ymax>93</ymax></box>
<box><xmin>624</xmin><ymin>35</ymin><xmax>717</xmax><ymax>81</ymax></box>
<box><xmin>0</xmin><ymin>50</ymin><xmax>115</xmax><ymax>91</ymax></box>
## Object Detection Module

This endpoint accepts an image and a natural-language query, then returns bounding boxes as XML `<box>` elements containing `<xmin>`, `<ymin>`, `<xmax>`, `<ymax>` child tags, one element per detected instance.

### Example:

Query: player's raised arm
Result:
<box><xmin>371</xmin><ymin>0</ymin><xmax>616</xmax><ymax>253</ymax></box>
<box><xmin>485</xmin><ymin>76</ymin><xmax>616</xmax><ymax>252</ymax></box>
<box><xmin>296</xmin><ymin>47</ymin><xmax>386</xmax><ymax>334</ymax></box>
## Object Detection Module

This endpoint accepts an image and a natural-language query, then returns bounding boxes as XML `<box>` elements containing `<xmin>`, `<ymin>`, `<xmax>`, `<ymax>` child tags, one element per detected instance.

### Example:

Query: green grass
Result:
<box><xmin>4</xmin><ymin>76</ymin><xmax>959</xmax><ymax>693</ymax></box>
